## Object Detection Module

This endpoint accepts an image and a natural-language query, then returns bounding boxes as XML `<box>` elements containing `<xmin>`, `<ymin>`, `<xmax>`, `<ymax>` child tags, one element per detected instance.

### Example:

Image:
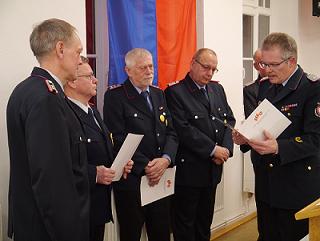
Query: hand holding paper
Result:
<box><xmin>237</xmin><ymin>99</ymin><xmax>291</xmax><ymax>141</ymax></box>
<box><xmin>123</xmin><ymin>160</ymin><xmax>134</xmax><ymax>179</ymax></box>
<box><xmin>111</xmin><ymin>133</ymin><xmax>143</xmax><ymax>181</ymax></box>
<box><xmin>248</xmin><ymin>130</ymin><xmax>279</xmax><ymax>155</ymax></box>
<box><xmin>141</xmin><ymin>167</ymin><xmax>176</xmax><ymax>206</ymax></box>
<box><xmin>145</xmin><ymin>157</ymin><xmax>170</xmax><ymax>186</ymax></box>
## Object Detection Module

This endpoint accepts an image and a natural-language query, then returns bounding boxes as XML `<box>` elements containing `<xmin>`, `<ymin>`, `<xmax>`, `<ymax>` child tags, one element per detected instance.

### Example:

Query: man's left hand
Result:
<box><xmin>248</xmin><ymin>130</ymin><xmax>278</xmax><ymax>155</ymax></box>
<box><xmin>145</xmin><ymin>158</ymin><xmax>170</xmax><ymax>186</ymax></box>
<box><xmin>122</xmin><ymin>160</ymin><xmax>134</xmax><ymax>179</ymax></box>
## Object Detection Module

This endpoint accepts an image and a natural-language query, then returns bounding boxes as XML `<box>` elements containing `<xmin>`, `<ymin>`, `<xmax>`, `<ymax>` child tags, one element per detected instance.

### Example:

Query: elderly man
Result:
<box><xmin>233</xmin><ymin>32</ymin><xmax>320</xmax><ymax>241</ymax></box>
<box><xmin>103</xmin><ymin>48</ymin><xmax>178</xmax><ymax>241</ymax></box>
<box><xmin>6</xmin><ymin>19</ymin><xmax>89</xmax><ymax>241</ymax></box>
<box><xmin>165</xmin><ymin>48</ymin><xmax>235</xmax><ymax>241</ymax></box>
<box><xmin>64</xmin><ymin>56</ymin><xmax>133</xmax><ymax>241</ymax></box>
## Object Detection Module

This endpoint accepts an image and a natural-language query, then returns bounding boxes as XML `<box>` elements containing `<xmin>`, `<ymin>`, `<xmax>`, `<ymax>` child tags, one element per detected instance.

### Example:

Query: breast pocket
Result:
<box><xmin>124</xmin><ymin>111</ymin><xmax>146</xmax><ymax>133</ymax></box>
<box><xmin>186</xmin><ymin>111</ymin><xmax>207</xmax><ymax>127</ymax></box>
<box><xmin>280</xmin><ymin>105</ymin><xmax>303</xmax><ymax>134</ymax></box>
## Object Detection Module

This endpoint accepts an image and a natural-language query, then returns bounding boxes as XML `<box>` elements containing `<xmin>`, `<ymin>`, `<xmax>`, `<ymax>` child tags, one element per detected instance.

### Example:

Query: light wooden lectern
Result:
<box><xmin>295</xmin><ymin>198</ymin><xmax>320</xmax><ymax>241</ymax></box>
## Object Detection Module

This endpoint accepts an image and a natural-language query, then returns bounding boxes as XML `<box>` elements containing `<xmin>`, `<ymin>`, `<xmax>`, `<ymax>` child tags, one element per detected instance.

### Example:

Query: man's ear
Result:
<box><xmin>55</xmin><ymin>41</ymin><xmax>64</xmax><ymax>59</ymax></box>
<box><xmin>288</xmin><ymin>57</ymin><xmax>297</xmax><ymax>68</ymax></box>
<box><xmin>67</xmin><ymin>80</ymin><xmax>77</xmax><ymax>89</ymax></box>
<box><xmin>125</xmin><ymin>66</ymin><xmax>131</xmax><ymax>77</ymax></box>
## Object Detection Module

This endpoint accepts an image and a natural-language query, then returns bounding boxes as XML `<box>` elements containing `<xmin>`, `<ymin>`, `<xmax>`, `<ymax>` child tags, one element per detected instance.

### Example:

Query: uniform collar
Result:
<box><xmin>39</xmin><ymin>67</ymin><xmax>64</xmax><ymax>91</ymax></box>
<box><xmin>129</xmin><ymin>79</ymin><xmax>150</xmax><ymax>94</ymax></box>
<box><xmin>67</xmin><ymin>97</ymin><xmax>90</xmax><ymax>114</ymax></box>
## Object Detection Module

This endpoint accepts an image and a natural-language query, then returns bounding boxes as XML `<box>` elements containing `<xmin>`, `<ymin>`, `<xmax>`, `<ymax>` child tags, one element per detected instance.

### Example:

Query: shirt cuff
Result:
<box><xmin>210</xmin><ymin>146</ymin><xmax>217</xmax><ymax>157</ymax></box>
<box><xmin>162</xmin><ymin>154</ymin><xmax>171</xmax><ymax>164</ymax></box>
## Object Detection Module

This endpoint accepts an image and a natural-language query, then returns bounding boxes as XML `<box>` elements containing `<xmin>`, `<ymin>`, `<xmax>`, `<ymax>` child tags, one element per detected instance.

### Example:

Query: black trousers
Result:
<box><xmin>172</xmin><ymin>185</ymin><xmax>217</xmax><ymax>241</ymax></box>
<box><xmin>256</xmin><ymin>199</ymin><xmax>308</xmax><ymax>241</ymax></box>
<box><xmin>114</xmin><ymin>189</ymin><xmax>171</xmax><ymax>241</ymax></box>
<box><xmin>89</xmin><ymin>224</ymin><xmax>105</xmax><ymax>241</ymax></box>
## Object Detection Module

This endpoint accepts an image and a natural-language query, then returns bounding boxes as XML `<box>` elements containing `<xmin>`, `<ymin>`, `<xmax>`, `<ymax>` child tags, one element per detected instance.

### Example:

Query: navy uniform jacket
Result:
<box><xmin>252</xmin><ymin>66</ymin><xmax>320</xmax><ymax>209</ymax></box>
<box><xmin>68</xmin><ymin>102</ymin><xmax>113</xmax><ymax>226</ymax></box>
<box><xmin>6</xmin><ymin>67</ymin><xmax>90</xmax><ymax>241</ymax></box>
<box><xmin>165</xmin><ymin>74</ymin><xmax>236</xmax><ymax>187</ymax></box>
<box><xmin>103</xmin><ymin>79</ymin><xmax>178</xmax><ymax>190</ymax></box>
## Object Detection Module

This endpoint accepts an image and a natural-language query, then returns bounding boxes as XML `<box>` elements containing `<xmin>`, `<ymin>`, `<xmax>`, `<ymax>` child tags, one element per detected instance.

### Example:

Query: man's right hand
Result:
<box><xmin>96</xmin><ymin>165</ymin><xmax>116</xmax><ymax>185</ymax></box>
<box><xmin>212</xmin><ymin>146</ymin><xmax>229</xmax><ymax>165</ymax></box>
<box><xmin>232</xmin><ymin>130</ymin><xmax>248</xmax><ymax>145</ymax></box>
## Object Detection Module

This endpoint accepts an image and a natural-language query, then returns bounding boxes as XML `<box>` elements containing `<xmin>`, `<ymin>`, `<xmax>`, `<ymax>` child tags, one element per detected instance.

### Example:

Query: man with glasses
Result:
<box><xmin>103</xmin><ymin>48</ymin><xmax>178</xmax><ymax>241</ymax></box>
<box><xmin>233</xmin><ymin>32</ymin><xmax>320</xmax><ymax>241</ymax></box>
<box><xmin>64</xmin><ymin>56</ymin><xmax>133</xmax><ymax>241</ymax></box>
<box><xmin>165</xmin><ymin>48</ymin><xmax>235</xmax><ymax>241</ymax></box>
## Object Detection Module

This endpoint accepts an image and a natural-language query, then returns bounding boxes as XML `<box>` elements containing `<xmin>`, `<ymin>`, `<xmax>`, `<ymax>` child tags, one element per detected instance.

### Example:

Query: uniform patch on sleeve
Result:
<box><xmin>315</xmin><ymin>103</ymin><xmax>320</xmax><ymax>117</ymax></box>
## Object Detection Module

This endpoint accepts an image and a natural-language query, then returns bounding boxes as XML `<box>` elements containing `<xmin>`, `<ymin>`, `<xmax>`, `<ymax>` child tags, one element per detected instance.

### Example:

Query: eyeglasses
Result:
<box><xmin>136</xmin><ymin>64</ymin><xmax>154</xmax><ymax>72</ymax></box>
<box><xmin>259</xmin><ymin>57</ymin><xmax>291</xmax><ymax>70</ymax></box>
<box><xmin>194</xmin><ymin>59</ymin><xmax>219</xmax><ymax>74</ymax></box>
<box><xmin>77</xmin><ymin>73</ymin><xmax>95</xmax><ymax>80</ymax></box>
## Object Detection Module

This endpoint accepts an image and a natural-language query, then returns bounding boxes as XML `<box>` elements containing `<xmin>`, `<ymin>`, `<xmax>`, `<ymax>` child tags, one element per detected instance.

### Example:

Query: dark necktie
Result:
<box><xmin>200</xmin><ymin>87</ymin><xmax>209</xmax><ymax>102</ymax></box>
<box><xmin>275</xmin><ymin>84</ymin><xmax>283</xmax><ymax>94</ymax></box>
<box><xmin>88</xmin><ymin>107</ymin><xmax>100</xmax><ymax>128</ymax></box>
<box><xmin>141</xmin><ymin>91</ymin><xmax>153</xmax><ymax>112</ymax></box>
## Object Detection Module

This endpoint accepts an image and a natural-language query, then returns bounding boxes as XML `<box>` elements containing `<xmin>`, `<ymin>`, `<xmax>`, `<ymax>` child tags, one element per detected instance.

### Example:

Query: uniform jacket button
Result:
<box><xmin>181</xmin><ymin>158</ymin><xmax>185</xmax><ymax>162</ymax></box>
<box><xmin>269</xmin><ymin>163</ymin><xmax>273</xmax><ymax>168</ymax></box>
<box><xmin>307</xmin><ymin>166</ymin><xmax>312</xmax><ymax>170</ymax></box>
<box><xmin>87</xmin><ymin>138</ymin><xmax>91</xmax><ymax>143</ymax></box>
<box><xmin>157</xmin><ymin>133</ymin><xmax>160</xmax><ymax>137</ymax></box>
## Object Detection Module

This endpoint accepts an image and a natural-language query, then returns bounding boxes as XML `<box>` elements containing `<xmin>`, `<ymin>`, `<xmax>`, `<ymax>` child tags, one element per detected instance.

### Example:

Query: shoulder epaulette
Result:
<box><xmin>209</xmin><ymin>79</ymin><xmax>219</xmax><ymax>83</ymax></box>
<box><xmin>108</xmin><ymin>84</ymin><xmax>122</xmax><ymax>90</ymax></box>
<box><xmin>167</xmin><ymin>81</ymin><xmax>180</xmax><ymax>87</ymax></box>
<box><xmin>307</xmin><ymin>73</ymin><xmax>320</xmax><ymax>82</ymax></box>
<box><xmin>45</xmin><ymin>79</ymin><xmax>58</xmax><ymax>94</ymax></box>
<box><xmin>150</xmin><ymin>84</ymin><xmax>160</xmax><ymax>89</ymax></box>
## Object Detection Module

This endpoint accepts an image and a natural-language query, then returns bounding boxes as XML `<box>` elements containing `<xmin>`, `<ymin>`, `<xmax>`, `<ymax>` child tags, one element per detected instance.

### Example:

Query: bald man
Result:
<box><xmin>165</xmin><ymin>48</ymin><xmax>235</xmax><ymax>241</ymax></box>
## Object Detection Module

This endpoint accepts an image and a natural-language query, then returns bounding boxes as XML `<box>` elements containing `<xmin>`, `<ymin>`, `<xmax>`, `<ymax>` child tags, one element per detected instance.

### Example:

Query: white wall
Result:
<box><xmin>0</xmin><ymin>1</ymin><xmax>86</xmax><ymax>240</ymax></box>
<box><xmin>298</xmin><ymin>0</ymin><xmax>320</xmax><ymax>76</ymax></box>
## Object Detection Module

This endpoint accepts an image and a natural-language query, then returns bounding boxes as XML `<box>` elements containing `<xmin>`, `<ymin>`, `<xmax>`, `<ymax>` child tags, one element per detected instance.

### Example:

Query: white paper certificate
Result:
<box><xmin>111</xmin><ymin>133</ymin><xmax>144</xmax><ymax>181</ymax></box>
<box><xmin>140</xmin><ymin>167</ymin><xmax>176</xmax><ymax>206</ymax></box>
<box><xmin>238</xmin><ymin>99</ymin><xmax>291</xmax><ymax>141</ymax></box>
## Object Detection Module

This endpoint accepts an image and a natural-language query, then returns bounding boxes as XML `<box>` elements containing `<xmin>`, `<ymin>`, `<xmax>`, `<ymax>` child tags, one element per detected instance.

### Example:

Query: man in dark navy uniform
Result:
<box><xmin>165</xmin><ymin>48</ymin><xmax>235</xmax><ymax>241</ymax></box>
<box><xmin>64</xmin><ymin>56</ymin><xmax>133</xmax><ymax>241</ymax></box>
<box><xmin>233</xmin><ymin>32</ymin><xmax>320</xmax><ymax>241</ymax></box>
<box><xmin>6</xmin><ymin>19</ymin><xmax>90</xmax><ymax>241</ymax></box>
<box><xmin>103</xmin><ymin>48</ymin><xmax>178</xmax><ymax>241</ymax></box>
